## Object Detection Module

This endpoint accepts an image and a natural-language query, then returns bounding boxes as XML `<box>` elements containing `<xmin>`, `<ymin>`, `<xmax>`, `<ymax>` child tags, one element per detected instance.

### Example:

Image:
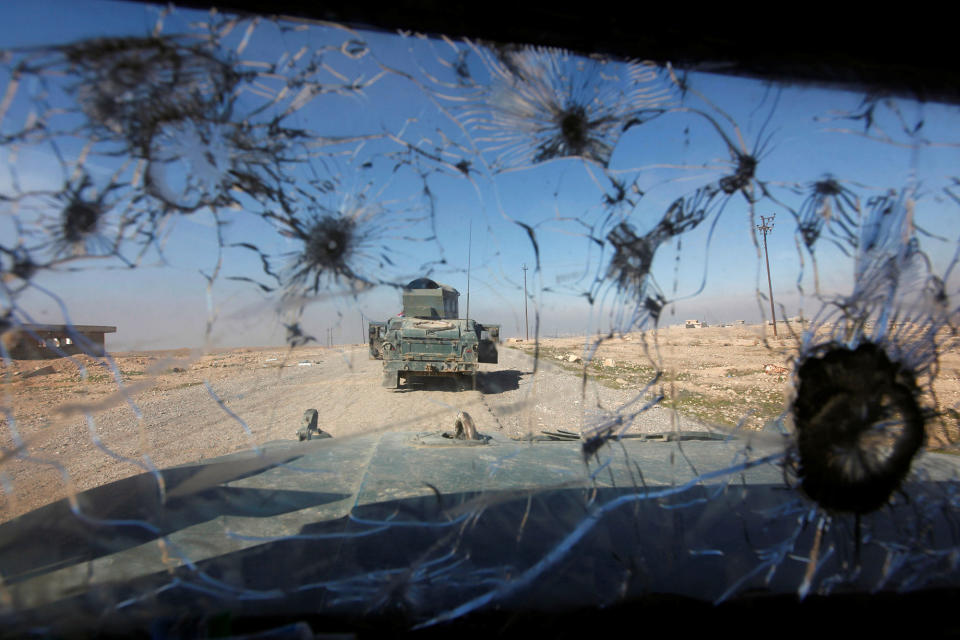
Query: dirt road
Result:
<box><xmin>0</xmin><ymin>343</ymin><xmax>708</xmax><ymax>522</ymax></box>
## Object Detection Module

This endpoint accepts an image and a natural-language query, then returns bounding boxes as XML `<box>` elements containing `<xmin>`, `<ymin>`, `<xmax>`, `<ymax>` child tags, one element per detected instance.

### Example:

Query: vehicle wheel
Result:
<box><xmin>382</xmin><ymin>370</ymin><xmax>399</xmax><ymax>388</ymax></box>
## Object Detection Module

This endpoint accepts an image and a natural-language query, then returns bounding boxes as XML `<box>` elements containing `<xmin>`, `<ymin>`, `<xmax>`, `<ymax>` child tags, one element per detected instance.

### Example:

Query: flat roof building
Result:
<box><xmin>3</xmin><ymin>324</ymin><xmax>117</xmax><ymax>359</ymax></box>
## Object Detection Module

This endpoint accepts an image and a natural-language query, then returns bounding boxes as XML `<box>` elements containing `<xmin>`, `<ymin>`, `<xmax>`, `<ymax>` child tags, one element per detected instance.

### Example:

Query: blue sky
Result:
<box><xmin>2</xmin><ymin>1</ymin><xmax>958</xmax><ymax>349</ymax></box>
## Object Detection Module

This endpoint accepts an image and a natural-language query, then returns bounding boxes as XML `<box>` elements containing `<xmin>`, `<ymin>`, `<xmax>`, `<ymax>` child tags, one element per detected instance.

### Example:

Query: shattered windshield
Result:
<box><xmin>1</xmin><ymin>1</ymin><xmax>959</xmax><ymax>634</ymax></box>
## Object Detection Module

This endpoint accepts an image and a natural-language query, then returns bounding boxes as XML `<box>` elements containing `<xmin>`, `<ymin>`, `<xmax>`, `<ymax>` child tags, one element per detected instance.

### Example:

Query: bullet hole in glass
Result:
<box><xmin>285</xmin><ymin>215</ymin><xmax>365</xmax><ymax>295</ymax></box>
<box><xmin>718</xmin><ymin>153</ymin><xmax>757</xmax><ymax>195</ymax></box>
<box><xmin>65</xmin><ymin>36</ymin><xmax>237</xmax><ymax>155</ymax></box>
<box><xmin>307</xmin><ymin>217</ymin><xmax>354</xmax><ymax>269</ymax></box>
<box><xmin>792</xmin><ymin>342</ymin><xmax>925</xmax><ymax>514</ymax></box>
<box><xmin>61</xmin><ymin>201</ymin><xmax>101</xmax><ymax>244</ymax></box>
<box><xmin>606</xmin><ymin>222</ymin><xmax>655</xmax><ymax>298</ymax></box>
<box><xmin>795</xmin><ymin>176</ymin><xmax>860</xmax><ymax>252</ymax></box>
<box><xmin>559</xmin><ymin>105</ymin><xmax>588</xmax><ymax>152</ymax></box>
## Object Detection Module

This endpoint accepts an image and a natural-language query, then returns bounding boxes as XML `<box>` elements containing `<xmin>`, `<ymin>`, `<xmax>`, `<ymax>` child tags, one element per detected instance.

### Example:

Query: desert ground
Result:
<box><xmin>516</xmin><ymin>324</ymin><xmax>960</xmax><ymax>432</ymax></box>
<box><xmin>1</xmin><ymin>323</ymin><xmax>958</xmax><ymax>522</ymax></box>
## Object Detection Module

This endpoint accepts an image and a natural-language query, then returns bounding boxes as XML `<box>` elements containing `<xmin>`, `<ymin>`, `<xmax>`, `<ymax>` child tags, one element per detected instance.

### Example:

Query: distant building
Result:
<box><xmin>684</xmin><ymin>319</ymin><xmax>702</xmax><ymax>329</ymax></box>
<box><xmin>3</xmin><ymin>324</ymin><xmax>117</xmax><ymax>359</ymax></box>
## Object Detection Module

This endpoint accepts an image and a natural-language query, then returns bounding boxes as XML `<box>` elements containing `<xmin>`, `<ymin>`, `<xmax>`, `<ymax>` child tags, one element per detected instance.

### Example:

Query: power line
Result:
<box><xmin>521</xmin><ymin>264</ymin><xmax>529</xmax><ymax>341</ymax></box>
<box><xmin>757</xmin><ymin>214</ymin><xmax>777</xmax><ymax>338</ymax></box>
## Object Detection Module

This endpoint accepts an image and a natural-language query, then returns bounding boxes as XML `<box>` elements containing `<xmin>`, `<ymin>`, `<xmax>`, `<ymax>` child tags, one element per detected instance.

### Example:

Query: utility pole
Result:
<box><xmin>757</xmin><ymin>214</ymin><xmax>777</xmax><ymax>338</ymax></box>
<box><xmin>521</xmin><ymin>264</ymin><xmax>529</xmax><ymax>341</ymax></box>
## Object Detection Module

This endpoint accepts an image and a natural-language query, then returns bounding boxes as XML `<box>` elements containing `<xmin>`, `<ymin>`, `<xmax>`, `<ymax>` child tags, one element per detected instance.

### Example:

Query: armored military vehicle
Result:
<box><xmin>369</xmin><ymin>277</ymin><xmax>499</xmax><ymax>388</ymax></box>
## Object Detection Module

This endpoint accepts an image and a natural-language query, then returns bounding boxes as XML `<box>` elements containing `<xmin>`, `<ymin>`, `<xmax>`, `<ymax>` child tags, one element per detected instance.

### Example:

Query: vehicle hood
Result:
<box><xmin>396</xmin><ymin>319</ymin><xmax>468</xmax><ymax>340</ymax></box>
<box><xmin>1</xmin><ymin>430</ymin><xmax>959</xmax><ymax>634</ymax></box>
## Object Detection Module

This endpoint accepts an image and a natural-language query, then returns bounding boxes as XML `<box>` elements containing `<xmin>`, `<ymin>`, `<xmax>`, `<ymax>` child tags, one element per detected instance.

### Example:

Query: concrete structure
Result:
<box><xmin>4</xmin><ymin>324</ymin><xmax>117</xmax><ymax>359</ymax></box>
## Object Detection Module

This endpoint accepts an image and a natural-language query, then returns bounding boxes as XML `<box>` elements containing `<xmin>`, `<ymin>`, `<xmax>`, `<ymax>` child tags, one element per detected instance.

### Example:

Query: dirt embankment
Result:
<box><xmin>509</xmin><ymin>324</ymin><xmax>960</xmax><ymax>441</ymax></box>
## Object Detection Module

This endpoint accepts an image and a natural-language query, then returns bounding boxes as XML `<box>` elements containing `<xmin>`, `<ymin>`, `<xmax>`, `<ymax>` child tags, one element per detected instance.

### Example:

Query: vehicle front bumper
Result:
<box><xmin>383</xmin><ymin>360</ymin><xmax>477</xmax><ymax>376</ymax></box>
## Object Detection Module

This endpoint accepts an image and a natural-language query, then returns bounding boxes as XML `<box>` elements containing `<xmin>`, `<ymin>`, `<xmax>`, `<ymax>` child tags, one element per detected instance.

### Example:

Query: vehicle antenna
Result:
<box><xmin>466</xmin><ymin>220</ymin><xmax>471</xmax><ymax>322</ymax></box>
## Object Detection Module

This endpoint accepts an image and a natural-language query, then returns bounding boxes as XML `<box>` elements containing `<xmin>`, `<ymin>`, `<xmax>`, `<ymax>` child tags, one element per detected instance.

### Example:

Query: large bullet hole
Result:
<box><xmin>558</xmin><ymin>105</ymin><xmax>588</xmax><ymax>155</ymax></box>
<box><xmin>793</xmin><ymin>342</ymin><xmax>925</xmax><ymax>514</ymax></box>
<box><xmin>533</xmin><ymin>102</ymin><xmax>605</xmax><ymax>164</ymax></box>
<box><xmin>285</xmin><ymin>214</ymin><xmax>364</xmax><ymax>295</ymax></box>
<box><xmin>305</xmin><ymin>215</ymin><xmax>355</xmax><ymax>272</ymax></box>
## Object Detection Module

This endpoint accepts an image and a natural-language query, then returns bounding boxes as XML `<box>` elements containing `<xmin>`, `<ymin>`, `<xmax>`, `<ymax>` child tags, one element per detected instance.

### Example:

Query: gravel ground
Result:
<box><xmin>0</xmin><ymin>343</ymin><xmax>711</xmax><ymax>522</ymax></box>
<box><xmin>479</xmin><ymin>345</ymin><xmax>711</xmax><ymax>436</ymax></box>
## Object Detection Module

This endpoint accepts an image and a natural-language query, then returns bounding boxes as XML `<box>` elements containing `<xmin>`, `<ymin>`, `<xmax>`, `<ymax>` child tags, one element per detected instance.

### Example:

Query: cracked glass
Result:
<box><xmin>1</xmin><ymin>2</ymin><xmax>959</xmax><ymax>636</ymax></box>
